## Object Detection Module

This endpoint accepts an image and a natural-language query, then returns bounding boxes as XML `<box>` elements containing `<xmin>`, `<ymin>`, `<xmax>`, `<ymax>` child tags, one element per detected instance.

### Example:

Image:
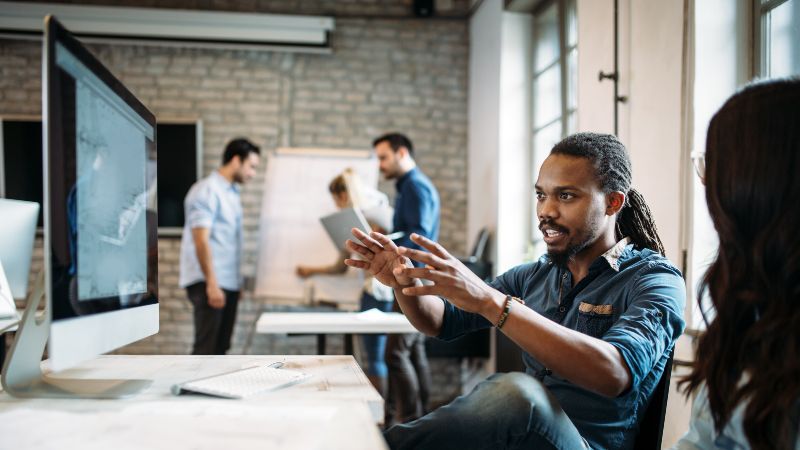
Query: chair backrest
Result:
<box><xmin>470</xmin><ymin>228</ymin><xmax>490</xmax><ymax>261</ymax></box>
<box><xmin>632</xmin><ymin>348</ymin><xmax>675</xmax><ymax>450</ymax></box>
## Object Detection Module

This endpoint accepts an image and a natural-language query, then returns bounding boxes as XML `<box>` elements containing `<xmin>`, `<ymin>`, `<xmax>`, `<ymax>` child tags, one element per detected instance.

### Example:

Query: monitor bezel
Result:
<box><xmin>44</xmin><ymin>15</ymin><xmax>158</xmax><ymax>369</ymax></box>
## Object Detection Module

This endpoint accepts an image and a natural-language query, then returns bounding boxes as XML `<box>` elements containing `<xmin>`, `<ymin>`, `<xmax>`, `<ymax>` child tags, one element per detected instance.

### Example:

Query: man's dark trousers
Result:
<box><xmin>186</xmin><ymin>281</ymin><xmax>239</xmax><ymax>355</ymax></box>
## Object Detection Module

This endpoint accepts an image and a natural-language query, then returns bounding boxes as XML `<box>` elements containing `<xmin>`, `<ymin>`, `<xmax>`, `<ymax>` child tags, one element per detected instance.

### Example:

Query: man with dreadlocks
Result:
<box><xmin>344</xmin><ymin>132</ymin><xmax>686</xmax><ymax>450</ymax></box>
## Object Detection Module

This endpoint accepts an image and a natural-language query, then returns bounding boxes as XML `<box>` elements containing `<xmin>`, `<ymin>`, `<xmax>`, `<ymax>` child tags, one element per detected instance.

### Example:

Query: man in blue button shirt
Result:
<box><xmin>373</xmin><ymin>132</ymin><xmax>440</xmax><ymax>427</ymax></box>
<box><xmin>346</xmin><ymin>133</ymin><xmax>686</xmax><ymax>449</ymax></box>
<box><xmin>179</xmin><ymin>138</ymin><xmax>260</xmax><ymax>355</ymax></box>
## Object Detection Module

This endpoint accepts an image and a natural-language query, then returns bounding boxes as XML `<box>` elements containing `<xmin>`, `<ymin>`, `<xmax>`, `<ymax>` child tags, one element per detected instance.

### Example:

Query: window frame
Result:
<box><xmin>531</xmin><ymin>0</ymin><xmax>577</xmax><ymax>140</ymax></box>
<box><xmin>684</xmin><ymin>0</ymin><xmax>799</xmax><ymax>330</ymax></box>
<box><xmin>753</xmin><ymin>0</ymin><xmax>793</xmax><ymax>77</ymax></box>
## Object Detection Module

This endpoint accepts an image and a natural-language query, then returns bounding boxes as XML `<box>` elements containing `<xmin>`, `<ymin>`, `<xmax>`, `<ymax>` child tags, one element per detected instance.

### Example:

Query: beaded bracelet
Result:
<box><xmin>496</xmin><ymin>295</ymin><xmax>513</xmax><ymax>329</ymax></box>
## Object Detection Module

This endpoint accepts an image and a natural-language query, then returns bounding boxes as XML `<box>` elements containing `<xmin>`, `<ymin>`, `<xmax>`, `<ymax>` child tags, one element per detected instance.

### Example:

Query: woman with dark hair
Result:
<box><xmin>675</xmin><ymin>78</ymin><xmax>800</xmax><ymax>449</ymax></box>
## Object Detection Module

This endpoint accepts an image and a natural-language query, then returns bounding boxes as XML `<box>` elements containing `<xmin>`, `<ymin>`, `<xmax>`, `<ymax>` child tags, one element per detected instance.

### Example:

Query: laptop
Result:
<box><xmin>319</xmin><ymin>208</ymin><xmax>372</xmax><ymax>252</ymax></box>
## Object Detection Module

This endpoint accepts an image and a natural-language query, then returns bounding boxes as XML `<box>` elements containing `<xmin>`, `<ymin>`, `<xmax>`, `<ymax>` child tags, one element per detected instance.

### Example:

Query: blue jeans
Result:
<box><xmin>359</xmin><ymin>292</ymin><xmax>393</xmax><ymax>377</ymax></box>
<box><xmin>384</xmin><ymin>372</ymin><xmax>590</xmax><ymax>450</ymax></box>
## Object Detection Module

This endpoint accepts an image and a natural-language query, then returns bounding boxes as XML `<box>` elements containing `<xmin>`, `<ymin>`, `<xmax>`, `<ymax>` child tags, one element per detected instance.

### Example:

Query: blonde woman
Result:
<box><xmin>296</xmin><ymin>168</ymin><xmax>394</xmax><ymax>394</ymax></box>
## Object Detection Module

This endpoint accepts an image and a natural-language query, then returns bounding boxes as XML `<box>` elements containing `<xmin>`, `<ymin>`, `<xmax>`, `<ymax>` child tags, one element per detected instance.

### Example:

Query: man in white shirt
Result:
<box><xmin>179</xmin><ymin>138</ymin><xmax>260</xmax><ymax>355</ymax></box>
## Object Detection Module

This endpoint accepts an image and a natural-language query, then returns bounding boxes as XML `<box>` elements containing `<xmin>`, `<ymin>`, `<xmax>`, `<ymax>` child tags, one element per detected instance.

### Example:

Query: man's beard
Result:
<box><xmin>548</xmin><ymin>240</ymin><xmax>589</xmax><ymax>267</ymax></box>
<box><xmin>543</xmin><ymin>216</ymin><xmax>602</xmax><ymax>268</ymax></box>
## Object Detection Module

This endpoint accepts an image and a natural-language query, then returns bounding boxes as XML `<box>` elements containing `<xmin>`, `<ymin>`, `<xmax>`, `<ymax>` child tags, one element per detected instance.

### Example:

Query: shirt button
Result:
<box><xmin>559</xmin><ymin>306</ymin><xmax>566</xmax><ymax>313</ymax></box>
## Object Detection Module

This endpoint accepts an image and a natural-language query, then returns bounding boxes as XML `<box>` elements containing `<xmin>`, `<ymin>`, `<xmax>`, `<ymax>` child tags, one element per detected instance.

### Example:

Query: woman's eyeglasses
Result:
<box><xmin>691</xmin><ymin>151</ymin><xmax>705</xmax><ymax>184</ymax></box>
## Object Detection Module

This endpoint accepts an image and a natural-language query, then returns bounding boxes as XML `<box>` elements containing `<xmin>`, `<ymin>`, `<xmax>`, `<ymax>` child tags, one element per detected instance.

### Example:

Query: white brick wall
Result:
<box><xmin>0</xmin><ymin>1</ymin><xmax>469</xmax><ymax>405</ymax></box>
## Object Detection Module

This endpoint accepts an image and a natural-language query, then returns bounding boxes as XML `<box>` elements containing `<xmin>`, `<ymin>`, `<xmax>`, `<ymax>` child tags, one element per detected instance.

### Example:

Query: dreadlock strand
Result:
<box><xmin>616</xmin><ymin>188</ymin><xmax>665</xmax><ymax>254</ymax></box>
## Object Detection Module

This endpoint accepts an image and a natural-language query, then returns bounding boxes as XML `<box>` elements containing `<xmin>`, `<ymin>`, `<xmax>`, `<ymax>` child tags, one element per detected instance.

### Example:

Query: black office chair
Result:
<box><xmin>465</xmin><ymin>227</ymin><xmax>490</xmax><ymax>264</ymax></box>
<box><xmin>460</xmin><ymin>227</ymin><xmax>491</xmax><ymax>280</ymax></box>
<box><xmin>632</xmin><ymin>349</ymin><xmax>675</xmax><ymax>450</ymax></box>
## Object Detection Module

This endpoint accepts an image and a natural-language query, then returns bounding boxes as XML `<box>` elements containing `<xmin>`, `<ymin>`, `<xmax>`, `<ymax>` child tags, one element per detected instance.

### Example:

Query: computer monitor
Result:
<box><xmin>1</xmin><ymin>15</ymin><xmax>158</xmax><ymax>398</ymax></box>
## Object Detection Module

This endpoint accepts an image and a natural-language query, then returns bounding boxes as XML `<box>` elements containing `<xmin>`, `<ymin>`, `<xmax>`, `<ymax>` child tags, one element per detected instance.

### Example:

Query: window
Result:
<box><xmin>687</xmin><ymin>0</ymin><xmax>798</xmax><ymax>330</ymax></box>
<box><xmin>755</xmin><ymin>0</ymin><xmax>800</xmax><ymax>77</ymax></box>
<box><xmin>529</xmin><ymin>0</ymin><xmax>577</xmax><ymax>258</ymax></box>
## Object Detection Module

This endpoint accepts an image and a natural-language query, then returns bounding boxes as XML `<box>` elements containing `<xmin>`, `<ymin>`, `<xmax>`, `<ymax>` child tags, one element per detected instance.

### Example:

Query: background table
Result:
<box><xmin>256</xmin><ymin>311</ymin><xmax>419</xmax><ymax>354</ymax></box>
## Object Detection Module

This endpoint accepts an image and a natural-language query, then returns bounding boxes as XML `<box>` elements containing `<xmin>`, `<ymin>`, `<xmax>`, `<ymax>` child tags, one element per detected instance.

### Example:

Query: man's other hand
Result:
<box><xmin>344</xmin><ymin>228</ymin><xmax>413</xmax><ymax>289</ymax></box>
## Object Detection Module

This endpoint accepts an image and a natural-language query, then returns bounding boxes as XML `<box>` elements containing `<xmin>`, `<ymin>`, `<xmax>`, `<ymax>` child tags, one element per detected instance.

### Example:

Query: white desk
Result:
<box><xmin>256</xmin><ymin>311</ymin><xmax>419</xmax><ymax>354</ymax></box>
<box><xmin>0</xmin><ymin>355</ymin><xmax>387</xmax><ymax>450</ymax></box>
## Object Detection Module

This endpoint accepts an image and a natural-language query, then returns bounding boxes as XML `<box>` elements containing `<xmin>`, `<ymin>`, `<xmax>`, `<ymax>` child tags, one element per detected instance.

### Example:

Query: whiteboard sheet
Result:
<box><xmin>254</xmin><ymin>149</ymin><xmax>380</xmax><ymax>303</ymax></box>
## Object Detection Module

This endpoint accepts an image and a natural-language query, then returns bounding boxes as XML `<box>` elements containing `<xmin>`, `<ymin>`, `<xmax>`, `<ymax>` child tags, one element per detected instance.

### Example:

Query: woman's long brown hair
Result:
<box><xmin>680</xmin><ymin>78</ymin><xmax>800</xmax><ymax>449</ymax></box>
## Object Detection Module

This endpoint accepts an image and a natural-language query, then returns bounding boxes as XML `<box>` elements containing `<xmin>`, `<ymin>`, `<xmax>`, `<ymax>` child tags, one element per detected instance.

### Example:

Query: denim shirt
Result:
<box><xmin>393</xmin><ymin>167</ymin><xmax>440</xmax><ymax>267</ymax></box>
<box><xmin>438</xmin><ymin>239</ymin><xmax>687</xmax><ymax>450</ymax></box>
<box><xmin>179</xmin><ymin>171</ymin><xmax>243</xmax><ymax>291</ymax></box>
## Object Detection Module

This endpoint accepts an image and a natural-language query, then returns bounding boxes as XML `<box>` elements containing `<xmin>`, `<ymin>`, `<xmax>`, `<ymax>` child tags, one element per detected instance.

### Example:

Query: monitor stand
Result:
<box><xmin>1</xmin><ymin>272</ymin><xmax>152</xmax><ymax>398</ymax></box>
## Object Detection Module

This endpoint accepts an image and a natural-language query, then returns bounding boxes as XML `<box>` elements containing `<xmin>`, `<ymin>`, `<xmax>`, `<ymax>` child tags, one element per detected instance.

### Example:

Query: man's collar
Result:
<box><xmin>395</xmin><ymin>167</ymin><xmax>417</xmax><ymax>189</ymax></box>
<box><xmin>601</xmin><ymin>237</ymin><xmax>631</xmax><ymax>272</ymax></box>
<box><xmin>543</xmin><ymin>237</ymin><xmax>631</xmax><ymax>271</ymax></box>
<box><xmin>211</xmin><ymin>171</ymin><xmax>239</xmax><ymax>192</ymax></box>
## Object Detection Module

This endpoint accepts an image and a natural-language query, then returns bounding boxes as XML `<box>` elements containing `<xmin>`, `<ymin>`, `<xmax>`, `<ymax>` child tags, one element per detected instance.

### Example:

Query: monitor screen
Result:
<box><xmin>45</xmin><ymin>16</ymin><xmax>158</xmax><ymax>370</ymax></box>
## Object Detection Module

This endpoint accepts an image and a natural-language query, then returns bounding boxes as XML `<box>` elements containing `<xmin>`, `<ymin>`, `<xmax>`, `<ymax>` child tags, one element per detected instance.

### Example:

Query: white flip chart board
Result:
<box><xmin>254</xmin><ymin>148</ymin><xmax>380</xmax><ymax>304</ymax></box>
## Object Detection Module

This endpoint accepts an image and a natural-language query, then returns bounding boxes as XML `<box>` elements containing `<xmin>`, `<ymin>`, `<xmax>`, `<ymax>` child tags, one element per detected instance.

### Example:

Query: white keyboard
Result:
<box><xmin>171</xmin><ymin>363</ymin><xmax>312</xmax><ymax>399</ymax></box>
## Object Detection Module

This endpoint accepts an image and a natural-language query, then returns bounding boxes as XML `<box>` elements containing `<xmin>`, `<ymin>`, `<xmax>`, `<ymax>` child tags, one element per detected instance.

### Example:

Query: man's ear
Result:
<box><xmin>397</xmin><ymin>146</ymin><xmax>409</xmax><ymax>159</ymax></box>
<box><xmin>606</xmin><ymin>191</ymin><xmax>625</xmax><ymax>216</ymax></box>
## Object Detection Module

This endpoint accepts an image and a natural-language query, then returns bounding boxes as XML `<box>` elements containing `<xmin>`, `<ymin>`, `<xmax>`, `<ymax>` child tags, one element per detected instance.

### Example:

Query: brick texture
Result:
<box><xmin>0</xmin><ymin>1</ymin><xmax>469</xmax><ymax>406</ymax></box>
<box><xmin>18</xmin><ymin>0</ymin><xmax>472</xmax><ymax>17</ymax></box>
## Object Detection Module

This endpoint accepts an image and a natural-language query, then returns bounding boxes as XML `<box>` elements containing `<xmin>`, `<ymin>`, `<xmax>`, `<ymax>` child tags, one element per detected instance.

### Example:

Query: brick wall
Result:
<box><xmin>21</xmin><ymin>0</ymin><xmax>472</xmax><ymax>17</ymax></box>
<box><xmin>1</xmin><ymin>1</ymin><xmax>470</xmax><ymax>406</ymax></box>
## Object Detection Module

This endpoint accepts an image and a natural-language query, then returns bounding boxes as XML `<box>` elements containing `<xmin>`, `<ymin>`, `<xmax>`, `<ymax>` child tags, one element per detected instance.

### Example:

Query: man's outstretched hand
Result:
<box><xmin>344</xmin><ymin>228</ymin><xmax>414</xmax><ymax>289</ymax></box>
<box><xmin>394</xmin><ymin>233</ymin><xmax>505</xmax><ymax>317</ymax></box>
